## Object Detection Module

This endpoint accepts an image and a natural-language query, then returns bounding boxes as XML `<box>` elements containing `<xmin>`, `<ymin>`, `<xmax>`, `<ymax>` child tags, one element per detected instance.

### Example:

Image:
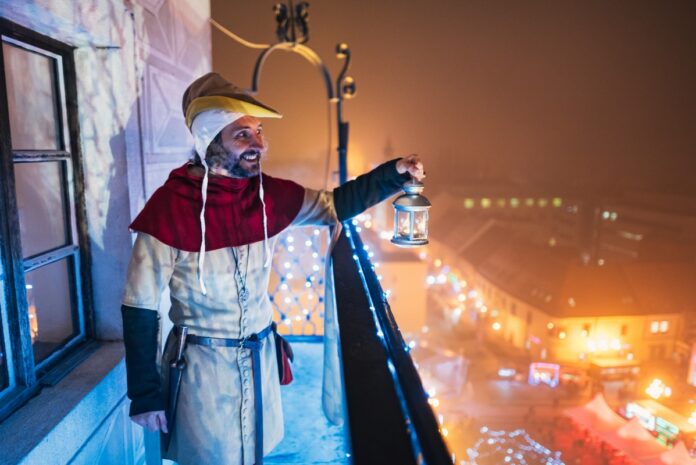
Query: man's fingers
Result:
<box><xmin>407</xmin><ymin>164</ymin><xmax>425</xmax><ymax>181</ymax></box>
<box><xmin>157</xmin><ymin>412</ymin><xmax>169</xmax><ymax>434</ymax></box>
<box><xmin>397</xmin><ymin>154</ymin><xmax>425</xmax><ymax>180</ymax></box>
<box><xmin>406</xmin><ymin>156</ymin><xmax>425</xmax><ymax>181</ymax></box>
<box><xmin>146</xmin><ymin>415</ymin><xmax>159</xmax><ymax>432</ymax></box>
<box><xmin>131</xmin><ymin>411</ymin><xmax>168</xmax><ymax>432</ymax></box>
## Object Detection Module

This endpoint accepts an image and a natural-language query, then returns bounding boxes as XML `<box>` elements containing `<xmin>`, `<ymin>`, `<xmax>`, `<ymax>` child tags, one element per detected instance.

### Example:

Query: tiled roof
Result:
<box><xmin>458</xmin><ymin>224</ymin><xmax>696</xmax><ymax>317</ymax></box>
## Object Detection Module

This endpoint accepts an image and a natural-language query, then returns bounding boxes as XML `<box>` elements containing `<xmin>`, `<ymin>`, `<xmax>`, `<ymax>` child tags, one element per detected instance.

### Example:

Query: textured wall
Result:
<box><xmin>0</xmin><ymin>1</ymin><xmax>210</xmax><ymax>463</ymax></box>
<box><xmin>0</xmin><ymin>0</ymin><xmax>211</xmax><ymax>341</ymax></box>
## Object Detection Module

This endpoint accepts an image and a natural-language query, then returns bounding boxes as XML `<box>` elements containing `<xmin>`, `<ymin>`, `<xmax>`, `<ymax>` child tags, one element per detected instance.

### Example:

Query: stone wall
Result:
<box><xmin>1</xmin><ymin>0</ymin><xmax>211</xmax><ymax>340</ymax></box>
<box><xmin>0</xmin><ymin>1</ymin><xmax>211</xmax><ymax>463</ymax></box>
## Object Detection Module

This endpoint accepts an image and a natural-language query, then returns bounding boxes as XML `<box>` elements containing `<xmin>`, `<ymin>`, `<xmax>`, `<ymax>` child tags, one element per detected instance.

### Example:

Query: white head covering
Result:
<box><xmin>190</xmin><ymin>109</ymin><xmax>272</xmax><ymax>295</ymax></box>
<box><xmin>191</xmin><ymin>109</ymin><xmax>245</xmax><ymax>159</ymax></box>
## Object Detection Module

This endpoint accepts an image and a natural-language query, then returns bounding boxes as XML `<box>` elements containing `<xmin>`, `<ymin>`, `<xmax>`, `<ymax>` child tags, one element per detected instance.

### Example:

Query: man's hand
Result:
<box><xmin>131</xmin><ymin>410</ymin><xmax>168</xmax><ymax>433</ymax></box>
<box><xmin>396</xmin><ymin>154</ymin><xmax>425</xmax><ymax>182</ymax></box>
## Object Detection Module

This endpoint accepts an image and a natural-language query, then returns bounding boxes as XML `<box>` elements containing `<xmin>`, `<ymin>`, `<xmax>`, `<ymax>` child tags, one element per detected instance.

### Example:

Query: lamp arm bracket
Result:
<box><xmin>249</xmin><ymin>42</ymin><xmax>334</xmax><ymax>100</ymax></box>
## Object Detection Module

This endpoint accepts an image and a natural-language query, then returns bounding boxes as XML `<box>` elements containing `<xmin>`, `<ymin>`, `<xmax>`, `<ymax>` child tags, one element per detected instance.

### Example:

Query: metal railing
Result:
<box><xmin>332</xmin><ymin>223</ymin><xmax>452</xmax><ymax>465</ymax></box>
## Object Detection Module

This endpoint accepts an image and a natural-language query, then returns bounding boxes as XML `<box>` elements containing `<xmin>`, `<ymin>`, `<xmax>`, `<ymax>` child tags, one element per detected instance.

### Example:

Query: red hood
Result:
<box><xmin>129</xmin><ymin>163</ymin><xmax>304</xmax><ymax>251</ymax></box>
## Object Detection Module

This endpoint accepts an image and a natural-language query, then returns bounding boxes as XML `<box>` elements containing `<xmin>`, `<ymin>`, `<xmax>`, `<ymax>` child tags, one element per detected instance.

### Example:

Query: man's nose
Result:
<box><xmin>250</xmin><ymin>132</ymin><xmax>265</xmax><ymax>150</ymax></box>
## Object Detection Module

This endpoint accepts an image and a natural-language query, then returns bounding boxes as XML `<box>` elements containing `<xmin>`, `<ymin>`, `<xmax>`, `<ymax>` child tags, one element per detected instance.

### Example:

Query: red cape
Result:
<box><xmin>129</xmin><ymin>163</ymin><xmax>305</xmax><ymax>252</ymax></box>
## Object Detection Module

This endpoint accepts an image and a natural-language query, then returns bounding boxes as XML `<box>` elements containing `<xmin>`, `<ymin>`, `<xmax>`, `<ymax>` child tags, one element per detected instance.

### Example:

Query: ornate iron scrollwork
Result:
<box><xmin>212</xmin><ymin>1</ymin><xmax>354</xmax><ymax>184</ymax></box>
<box><xmin>274</xmin><ymin>1</ymin><xmax>310</xmax><ymax>44</ymax></box>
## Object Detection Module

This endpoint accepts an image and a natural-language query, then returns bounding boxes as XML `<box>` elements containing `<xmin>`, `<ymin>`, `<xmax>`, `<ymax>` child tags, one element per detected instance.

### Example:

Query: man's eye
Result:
<box><xmin>235</xmin><ymin>131</ymin><xmax>249</xmax><ymax>139</ymax></box>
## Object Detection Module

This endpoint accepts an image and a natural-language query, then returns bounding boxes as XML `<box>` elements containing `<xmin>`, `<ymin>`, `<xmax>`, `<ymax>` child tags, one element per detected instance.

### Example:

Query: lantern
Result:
<box><xmin>391</xmin><ymin>179</ymin><xmax>431</xmax><ymax>247</ymax></box>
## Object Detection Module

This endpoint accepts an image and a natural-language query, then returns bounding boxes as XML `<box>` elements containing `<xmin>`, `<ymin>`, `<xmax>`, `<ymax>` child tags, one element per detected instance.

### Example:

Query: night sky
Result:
<box><xmin>211</xmin><ymin>0</ymin><xmax>696</xmax><ymax>195</ymax></box>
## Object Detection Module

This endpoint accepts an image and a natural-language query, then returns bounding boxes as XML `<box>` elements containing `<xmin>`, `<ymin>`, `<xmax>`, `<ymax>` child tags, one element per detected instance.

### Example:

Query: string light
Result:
<box><xmin>270</xmin><ymin>215</ymin><xmax>465</xmax><ymax>451</ymax></box>
<box><xmin>646</xmin><ymin>378</ymin><xmax>672</xmax><ymax>400</ymax></box>
<box><xmin>464</xmin><ymin>428</ymin><xmax>565</xmax><ymax>465</ymax></box>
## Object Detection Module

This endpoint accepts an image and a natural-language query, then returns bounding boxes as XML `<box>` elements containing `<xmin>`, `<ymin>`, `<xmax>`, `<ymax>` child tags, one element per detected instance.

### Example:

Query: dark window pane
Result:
<box><xmin>14</xmin><ymin>161</ymin><xmax>68</xmax><ymax>258</ymax></box>
<box><xmin>2</xmin><ymin>41</ymin><xmax>61</xmax><ymax>150</ymax></box>
<box><xmin>25</xmin><ymin>258</ymin><xmax>77</xmax><ymax>363</ymax></box>
<box><xmin>0</xmin><ymin>318</ymin><xmax>7</xmax><ymax>392</ymax></box>
<box><xmin>0</xmin><ymin>271</ymin><xmax>7</xmax><ymax>392</ymax></box>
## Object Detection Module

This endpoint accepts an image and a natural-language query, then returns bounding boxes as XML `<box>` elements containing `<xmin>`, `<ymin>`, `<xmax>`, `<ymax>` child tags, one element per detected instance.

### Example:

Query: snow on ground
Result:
<box><xmin>266</xmin><ymin>342</ymin><xmax>350</xmax><ymax>465</ymax></box>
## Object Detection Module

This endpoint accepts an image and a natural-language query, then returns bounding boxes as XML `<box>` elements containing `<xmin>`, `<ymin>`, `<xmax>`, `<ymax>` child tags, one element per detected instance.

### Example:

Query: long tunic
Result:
<box><xmin>122</xmin><ymin>188</ymin><xmax>338</xmax><ymax>465</ymax></box>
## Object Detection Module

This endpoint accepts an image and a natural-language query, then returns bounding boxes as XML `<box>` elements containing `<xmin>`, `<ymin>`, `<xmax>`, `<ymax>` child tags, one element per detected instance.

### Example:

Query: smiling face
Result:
<box><xmin>206</xmin><ymin>115</ymin><xmax>267</xmax><ymax>178</ymax></box>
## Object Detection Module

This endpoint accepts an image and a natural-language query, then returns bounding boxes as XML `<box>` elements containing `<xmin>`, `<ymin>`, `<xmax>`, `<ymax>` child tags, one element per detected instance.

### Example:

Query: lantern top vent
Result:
<box><xmin>393</xmin><ymin>180</ymin><xmax>432</xmax><ymax>210</ymax></box>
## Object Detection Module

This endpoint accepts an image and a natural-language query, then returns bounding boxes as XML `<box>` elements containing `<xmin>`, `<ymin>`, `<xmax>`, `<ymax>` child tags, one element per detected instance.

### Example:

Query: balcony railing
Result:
<box><xmin>330</xmin><ymin>224</ymin><xmax>452</xmax><ymax>465</ymax></box>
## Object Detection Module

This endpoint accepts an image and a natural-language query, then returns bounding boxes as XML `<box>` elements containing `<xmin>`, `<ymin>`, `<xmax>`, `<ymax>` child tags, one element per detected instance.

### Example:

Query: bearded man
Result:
<box><xmin>121</xmin><ymin>72</ymin><xmax>424</xmax><ymax>465</ymax></box>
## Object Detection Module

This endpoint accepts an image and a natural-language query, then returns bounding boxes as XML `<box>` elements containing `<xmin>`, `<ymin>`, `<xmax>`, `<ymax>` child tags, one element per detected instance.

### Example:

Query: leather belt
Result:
<box><xmin>186</xmin><ymin>323</ymin><xmax>273</xmax><ymax>465</ymax></box>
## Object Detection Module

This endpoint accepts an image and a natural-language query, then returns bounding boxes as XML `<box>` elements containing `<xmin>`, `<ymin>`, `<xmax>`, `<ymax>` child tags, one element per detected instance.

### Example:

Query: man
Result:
<box><xmin>121</xmin><ymin>72</ymin><xmax>425</xmax><ymax>465</ymax></box>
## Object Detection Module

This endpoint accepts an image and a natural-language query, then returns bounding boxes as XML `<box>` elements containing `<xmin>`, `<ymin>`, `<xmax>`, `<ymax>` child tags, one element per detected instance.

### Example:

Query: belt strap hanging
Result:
<box><xmin>186</xmin><ymin>324</ymin><xmax>273</xmax><ymax>465</ymax></box>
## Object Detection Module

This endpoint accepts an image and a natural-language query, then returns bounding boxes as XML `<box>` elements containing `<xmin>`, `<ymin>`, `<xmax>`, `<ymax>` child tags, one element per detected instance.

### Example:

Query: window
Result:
<box><xmin>0</xmin><ymin>21</ymin><xmax>90</xmax><ymax>420</ymax></box>
<box><xmin>650</xmin><ymin>320</ymin><xmax>669</xmax><ymax>335</ymax></box>
<box><xmin>659</xmin><ymin>320</ymin><xmax>669</xmax><ymax>334</ymax></box>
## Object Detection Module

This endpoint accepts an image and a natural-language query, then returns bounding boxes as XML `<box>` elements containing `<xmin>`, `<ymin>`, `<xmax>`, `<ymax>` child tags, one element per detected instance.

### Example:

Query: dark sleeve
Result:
<box><xmin>122</xmin><ymin>305</ymin><xmax>164</xmax><ymax>416</ymax></box>
<box><xmin>333</xmin><ymin>158</ymin><xmax>411</xmax><ymax>221</ymax></box>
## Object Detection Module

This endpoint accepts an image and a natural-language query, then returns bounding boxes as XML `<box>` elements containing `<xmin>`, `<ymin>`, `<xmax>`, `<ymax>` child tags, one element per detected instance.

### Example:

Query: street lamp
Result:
<box><xmin>210</xmin><ymin>2</ymin><xmax>354</xmax><ymax>185</ymax></box>
<box><xmin>391</xmin><ymin>179</ymin><xmax>431</xmax><ymax>247</ymax></box>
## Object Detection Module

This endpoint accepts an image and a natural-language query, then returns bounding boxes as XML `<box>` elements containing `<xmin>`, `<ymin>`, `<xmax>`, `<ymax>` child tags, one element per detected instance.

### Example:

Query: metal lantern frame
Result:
<box><xmin>391</xmin><ymin>180</ymin><xmax>431</xmax><ymax>247</ymax></box>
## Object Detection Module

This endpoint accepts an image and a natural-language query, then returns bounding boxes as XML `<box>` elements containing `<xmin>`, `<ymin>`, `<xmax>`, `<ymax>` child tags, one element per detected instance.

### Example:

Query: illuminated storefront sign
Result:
<box><xmin>589</xmin><ymin>358</ymin><xmax>640</xmax><ymax>381</ymax></box>
<box><xmin>626</xmin><ymin>402</ymin><xmax>656</xmax><ymax>431</ymax></box>
<box><xmin>528</xmin><ymin>362</ymin><xmax>560</xmax><ymax>388</ymax></box>
<box><xmin>626</xmin><ymin>400</ymin><xmax>695</xmax><ymax>446</ymax></box>
<box><xmin>654</xmin><ymin>417</ymin><xmax>679</xmax><ymax>445</ymax></box>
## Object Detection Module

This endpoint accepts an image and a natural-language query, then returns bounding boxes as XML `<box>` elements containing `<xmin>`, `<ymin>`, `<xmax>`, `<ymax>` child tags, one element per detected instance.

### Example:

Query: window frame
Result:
<box><xmin>0</xmin><ymin>18</ymin><xmax>94</xmax><ymax>422</ymax></box>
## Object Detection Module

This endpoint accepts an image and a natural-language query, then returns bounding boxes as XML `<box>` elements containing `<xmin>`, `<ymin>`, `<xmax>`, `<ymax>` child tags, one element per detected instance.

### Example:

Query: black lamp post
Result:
<box><xmin>211</xmin><ymin>1</ymin><xmax>355</xmax><ymax>184</ymax></box>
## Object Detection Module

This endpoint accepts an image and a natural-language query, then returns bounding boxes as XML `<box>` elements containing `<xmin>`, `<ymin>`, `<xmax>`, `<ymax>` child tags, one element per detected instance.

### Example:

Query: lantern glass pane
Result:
<box><xmin>413</xmin><ymin>210</ymin><xmax>428</xmax><ymax>240</ymax></box>
<box><xmin>396</xmin><ymin>210</ymin><xmax>411</xmax><ymax>238</ymax></box>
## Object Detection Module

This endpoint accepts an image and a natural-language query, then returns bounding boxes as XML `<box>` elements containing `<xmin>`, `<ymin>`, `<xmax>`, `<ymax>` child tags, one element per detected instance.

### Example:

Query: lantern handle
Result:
<box><xmin>402</xmin><ymin>177</ymin><xmax>424</xmax><ymax>195</ymax></box>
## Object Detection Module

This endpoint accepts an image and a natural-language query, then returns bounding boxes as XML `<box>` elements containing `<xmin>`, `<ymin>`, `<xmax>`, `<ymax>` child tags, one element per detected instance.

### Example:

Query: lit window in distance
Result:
<box><xmin>650</xmin><ymin>321</ymin><xmax>659</xmax><ymax>334</ymax></box>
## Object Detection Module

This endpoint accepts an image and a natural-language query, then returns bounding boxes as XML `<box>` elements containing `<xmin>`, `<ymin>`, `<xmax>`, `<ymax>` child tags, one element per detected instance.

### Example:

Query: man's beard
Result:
<box><xmin>205</xmin><ymin>141</ymin><xmax>261</xmax><ymax>178</ymax></box>
<box><xmin>227</xmin><ymin>150</ymin><xmax>261</xmax><ymax>178</ymax></box>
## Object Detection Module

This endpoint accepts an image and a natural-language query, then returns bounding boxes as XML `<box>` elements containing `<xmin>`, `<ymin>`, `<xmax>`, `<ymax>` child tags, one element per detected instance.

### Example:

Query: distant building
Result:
<box><xmin>429</xmin><ymin>187</ymin><xmax>696</xmax><ymax>367</ymax></box>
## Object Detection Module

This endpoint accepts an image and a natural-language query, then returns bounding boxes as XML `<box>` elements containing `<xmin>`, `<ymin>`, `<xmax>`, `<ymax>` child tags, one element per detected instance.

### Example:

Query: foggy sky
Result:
<box><xmin>211</xmin><ymin>0</ymin><xmax>696</xmax><ymax>195</ymax></box>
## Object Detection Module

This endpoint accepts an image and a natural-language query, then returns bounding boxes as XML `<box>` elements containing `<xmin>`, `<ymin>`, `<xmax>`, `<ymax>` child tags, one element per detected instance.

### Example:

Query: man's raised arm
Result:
<box><xmin>333</xmin><ymin>155</ymin><xmax>424</xmax><ymax>221</ymax></box>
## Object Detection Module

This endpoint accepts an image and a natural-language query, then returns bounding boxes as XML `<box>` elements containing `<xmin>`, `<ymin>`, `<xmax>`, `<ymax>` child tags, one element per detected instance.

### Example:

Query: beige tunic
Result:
<box><xmin>122</xmin><ymin>188</ymin><xmax>338</xmax><ymax>465</ymax></box>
